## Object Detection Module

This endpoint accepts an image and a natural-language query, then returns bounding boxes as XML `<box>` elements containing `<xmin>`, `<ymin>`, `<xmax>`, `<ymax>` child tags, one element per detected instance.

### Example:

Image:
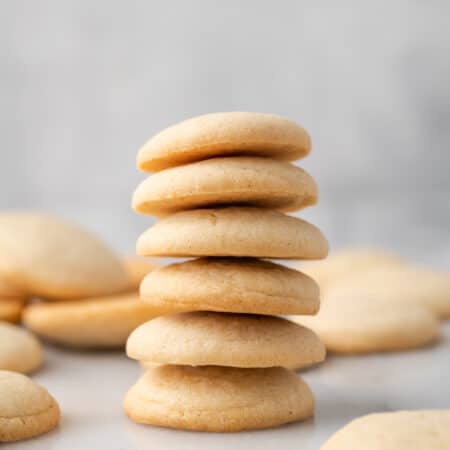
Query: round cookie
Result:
<box><xmin>0</xmin><ymin>300</ymin><xmax>23</xmax><ymax>323</ymax></box>
<box><xmin>298</xmin><ymin>248</ymin><xmax>404</xmax><ymax>293</ymax></box>
<box><xmin>329</xmin><ymin>265</ymin><xmax>450</xmax><ymax>319</ymax></box>
<box><xmin>137</xmin><ymin>112</ymin><xmax>311</xmax><ymax>172</ymax></box>
<box><xmin>23</xmin><ymin>293</ymin><xmax>159</xmax><ymax>348</ymax></box>
<box><xmin>124</xmin><ymin>365</ymin><xmax>314</xmax><ymax>432</ymax></box>
<box><xmin>0</xmin><ymin>212</ymin><xmax>129</xmax><ymax>300</ymax></box>
<box><xmin>133</xmin><ymin>157</ymin><xmax>317</xmax><ymax>216</ymax></box>
<box><xmin>123</xmin><ymin>256</ymin><xmax>159</xmax><ymax>290</ymax></box>
<box><xmin>0</xmin><ymin>322</ymin><xmax>42</xmax><ymax>373</ymax></box>
<box><xmin>141</xmin><ymin>258</ymin><xmax>319</xmax><ymax>316</ymax></box>
<box><xmin>290</xmin><ymin>294</ymin><xmax>439</xmax><ymax>353</ymax></box>
<box><xmin>321</xmin><ymin>410</ymin><xmax>450</xmax><ymax>450</ymax></box>
<box><xmin>0</xmin><ymin>371</ymin><xmax>60</xmax><ymax>442</ymax></box>
<box><xmin>137</xmin><ymin>207</ymin><xmax>328</xmax><ymax>259</ymax></box>
<box><xmin>0</xmin><ymin>275</ymin><xmax>23</xmax><ymax>299</ymax></box>
<box><xmin>127</xmin><ymin>311</ymin><xmax>325</xmax><ymax>369</ymax></box>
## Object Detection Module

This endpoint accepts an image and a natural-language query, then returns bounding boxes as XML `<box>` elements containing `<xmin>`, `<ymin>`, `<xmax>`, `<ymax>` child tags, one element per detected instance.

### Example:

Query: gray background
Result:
<box><xmin>1</xmin><ymin>1</ymin><xmax>449</xmax><ymax>266</ymax></box>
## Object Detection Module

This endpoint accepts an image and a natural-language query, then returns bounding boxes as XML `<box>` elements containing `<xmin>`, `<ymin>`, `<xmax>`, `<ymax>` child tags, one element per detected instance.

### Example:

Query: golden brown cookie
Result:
<box><xmin>291</xmin><ymin>294</ymin><xmax>439</xmax><ymax>353</ymax></box>
<box><xmin>0</xmin><ymin>300</ymin><xmax>23</xmax><ymax>323</ymax></box>
<box><xmin>23</xmin><ymin>293</ymin><xmax>159</xmax><ymax>348</ymax></box>
<box><xmin>140</xmin><ymin>258</ymin><xmax>319</xmax><ymax>315</ymax></box>
<box><xmin>0</xmin><ymin>212</ymin><xmax>129</xmax><ymax>300</ymax></box>
<box><xmin>127</xmin><ymin>311</ymin><xmax>325</xmax><ymax>369</ymax></box>
<box><xmin>321</xmin><ymin>410</ymin><xmax>450</xmax><ymax>450</ymax></box>
<box><xmin>133</xmin><ymin>157</ymin><xmax>317</xmax><ymax>216</ymax></box>
<box><xmin>0</xmin><ymin>322</ymin><xmax>43</xmax><ymax>374</ymax></box>
<box><xmin>137</xmin><ymin>112</ymin><xmax>311</xmax><ymax>172</ymax></box>
<box><xmin>123</xmin><ymin>256</ymin><xmax>159</xmax><ymax>290</ymax></box>
<box><xmin>328</xmin><ymin>265</ymin><xmax>450</xmax><ymax>319</ymax></box>
<box><xmin>124</xmin><ymin>365</ymin><xmax>314</xmax><ymax>431</ymax></box>
<box><xmin>0</xmin><ymin>371</ymin><xmax>60</xmax><ymax>442</ymax></box>
<box><xmin>137</xmin><ymin>207</ymin><xmax>328</xmax><ymax>259</ymax></box>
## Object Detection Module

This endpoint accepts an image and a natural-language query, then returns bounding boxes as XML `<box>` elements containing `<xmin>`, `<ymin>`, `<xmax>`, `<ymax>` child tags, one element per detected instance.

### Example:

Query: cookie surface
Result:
<box><xmin>137</xmin><ymin>112</ymin><xmax>311</xmax><ymax>172</ymax></box>
<box><xmin>0</xmin><ymin>212</ymin><xmax>129</xmax><ymax>300</ymax></box>
<box><xmin>0</xmin><ymin>300</ymin><xmax>23</xmax><ymax>323</ymax></box>
<box><xmin>124</xmin><ymin>365</ymin><xmax>314</xmax><ymax>431</ymax></box>
<box><xmin>133</xmin><ymin>157</ymin><xmax>317</xmax><ymax>216</ymax></box>
<box><xmin>23</xmin><ymin>293</ymin><xmax>159</xmax><ymax>348</ymax></box>
<box><xmin>298</xmin><ymin>248</ymin><xmax>404</xmax><ymax>293</ymax></box>
<box><xmin>141</xmin><ymin>258</ymin><xmax>319</xmax><ymax>315</ymax></box>
<box><xmin>123</xmin><ymin>257</ymin><xmax>159</xmax><ymax>290</ymax></box>
<box><xmin>329</xmin><ymin>265</ymin><xmax>450</xmax><ymax>319</ymax></box>
<box><xmin>137</xmin><ymin>207</ymin><xmax>328</xmax><ymax>259</ymax></box>
<box><xmin>0</xmin><ymin>323</ymin><xmax>42</xmax><ymax>373</ymax></box>
<box><xmin>0</xmin><ymin>371</ymin><xmax>60</xmax><ymax>442</ymax></box>
<box><xmin>321</xmin><ymin>410</ymin><xmax>450</xmax><ymax>450</ymax></box>
<box><xmin>127</xmin><ymin>311</ymin><xmax>325</xmax><ymax>369</ymax></box>
<box><xmin>291</xmin><ymin>294</ymin><xmax>438</xmax><ymax>353</ymax></box>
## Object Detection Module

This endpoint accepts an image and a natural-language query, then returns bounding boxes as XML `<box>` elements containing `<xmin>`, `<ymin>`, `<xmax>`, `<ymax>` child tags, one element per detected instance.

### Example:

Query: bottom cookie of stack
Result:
<box><xmin>124</xmin><ymin>365</ymin><xmax>314</xmax><ymax>432</ymax></box>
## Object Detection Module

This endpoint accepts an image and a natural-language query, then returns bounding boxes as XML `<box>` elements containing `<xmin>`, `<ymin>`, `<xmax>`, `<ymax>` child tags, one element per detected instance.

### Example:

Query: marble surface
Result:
<box><xmin>8</xmin><ymin>323</ymin><xmax>450</xmax><ymax>449</ymax></box>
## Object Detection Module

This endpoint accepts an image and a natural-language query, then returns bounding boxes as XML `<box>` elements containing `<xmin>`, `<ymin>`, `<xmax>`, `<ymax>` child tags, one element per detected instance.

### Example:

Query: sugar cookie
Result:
<box><xmin>127</xmin><ymin>312</ymin><xmax>325</xmax><ymax>369</ymax></box>
<box><xmin>0</xmin><ymin>212</ymin><xmax>129</xmax><ymax>300</ymax></box>
<box><xmin>137</xmin><ymin>112</ymin><xmax>311</xmax><ymax>172</ymax></box>
<box><xmin>137</xmin><ymin>207</ymin><xmax>328</xmax><ymax>259</ymax></box>
<box><xmin>298</xmin><ymin>248</ymin><xmax>404</xmax><ymax>293</ymax></box>
<box><xmin>0</xmin><ymin>300</ymin><xmax>23</xmax><ymax>323</ymax></box>
<box><xmin>0</xmin><ymin>322</ymin><xmax>42</xmax><ymax>373</ymax></box>
<box><xmin>124</xmin><ymin>365</ymin><xmax>314</xmax><ymax>431</ymax></box>
<box><xmin>140</xmin><ymin>257</ymin><xmax>319</xmax><ymax>315</ymax></box>
<box><xmin>329</xmin><ymin>265</ymin><xmax>450</xmax><ymax>319</ymax></box>
<box><xmin>123</xmin><ymin>257</ymin><xmax>159</xmax><ymax>290</ymax></box>
<box><xmin>133</xmin><ymin>157</ymin><xmax>317</xmax><ymax>216</ymax></box>
<box><xmin>0</xmin><ymin>371</ymin><xmax>60</xmax><ymax>442</ymax></box>
<box><xmin>23</xmin><ymin>293</ymin><xmax>159</xmax><ymax>348</ymax></box>
<box><xmin>321</xmin><ymin>410</ymin><xmax>450</xmax><ymax>450</ymax></box>
<box><xmin>291</xmin><ymin>294</ymin><xmax>438</xmax><ymax>353</ymax></box>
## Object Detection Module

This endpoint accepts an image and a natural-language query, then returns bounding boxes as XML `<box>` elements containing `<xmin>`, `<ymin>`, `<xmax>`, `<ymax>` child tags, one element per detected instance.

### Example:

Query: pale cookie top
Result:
<box><xmin>297</xmin><ymin>248</ymin><xmax>404</xmax><ymax>293</ymax></box>
<box><xmin>328</xmin><ymin>265</ymin><xmax>450</xmax><ymax>319</ymax></box>
<box><xmin>133</xmin><ymin>157</ymin><xmax>317</xmax><ymax>216</ymax></box>
<box><xmin>0</xmin><ymin>370</ymin><xmax>57</xmax><ymax>419</ymax></box>
<box><xmin>292</xmin><ymin>294</ymin><xmax>438</xmax><ymax>353</ymax></box>
<box><xmin>137</xmin><ymin>207</ymin><xmax>328</xmax><ymax>259</ymax></box>
<box><xmin>321</xmin><ymin>410</ymin><xmax>450</xmax><ymax>450</ymax></box>
<box><xmin>0</xmin><ymin>322</ymin><xmax>42</xmax><ymax>374</ymax></box>
<box><xmin>0</xmin><ymin>212</ymin><xmax>130</xmax><ymax>300</ymax></box>
<box><xmin>137</xmin><ymin>112</ymin><xmax>311</xmax><ymax>172</ymax></box>
<box><xmin>140</xmin><ymin>257</ymin><xmax>320</xmax><ymax>315</ymax></box>
<box><xmin>22</xmin><ymin>293</ymin><xmax>159</xmax><ymax>349</ymax></box>
<box><xmin>124</xmin><ymin>365</ymin><xmax>314</xmax><ymax>432</ymax></box>
<box><xmin>127</xmin><ymin>311</ymin><xmax>325</xmax><ymax>369</ymax></box>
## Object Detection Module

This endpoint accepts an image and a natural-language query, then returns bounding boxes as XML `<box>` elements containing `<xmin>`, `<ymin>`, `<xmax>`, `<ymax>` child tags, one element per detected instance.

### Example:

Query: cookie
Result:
<box><xmin>137</xmin><ymin>207</ymin><xmax>328</xmax><ymax>259</ymax></box>
<box><xmin>0</xmin><ymin>322</ymin><xmax>42</xmax><ymax>373</ymax></box>
<box><xmin>124</xmin><ymin>365</ymin><xmax>314</xmax><ymax>431</ymax></box>
<box><xmin>137</xmin><ymin>112</ymin><xmax>311</xmax><ymax>172</ymax></box>
<box><xmin>123</xmin><ymin>256</ymin><xmax>159</xmax><ymax>290</ymax></box>
<box><xmin>290</xmin><ymin>294</ymin><xmax>438</xmax><ymax>353</ymax></box>
<box><xmin>133</xmin><ymin>157</ymin><xmax>317</xmax><ymax>216</ymax></box>
<box><xmin>141</xmin><ymin>257</ymin><xmax>319</xmax><ymax>315</ymax></box>
<box><xmin>0</xmin><ymin>275</ymin><xmax>23</xmax><ymax>299</ymax></box>
<box><xmin>0</xmin><ymin>300</ymin><xmax>23</xmax><ymax>323</ymax></box>
<box><xmin>329</xmin><ymin>265</ymin><xmax>450</xmax><ymax>319</ymax></box>
<box><xmin>127</xmin><ymin>311</ymin><xmax>325</xmax><ymax>369</ymax></box>
<box><xmin>0</xmin><ymin>212</ymin><xmax>129</xmax><ymax>300</ymax></box>
<box><xmin>321</xmin><ymin>410</ymin><xmax>450</xmax><ymax>450</ymax></box>
<box><xmin>0</xmin><ymin>371</ymin><xmax>60</xmax><ymax>442</ymax></box>
<box><xmin>298</xmin><ymin>248</ymin><xmax>404</xmax><ymax>293</ymax></box>
<box><xmin>23</xmin><ymin>293</ymin><xmax>159</xmax><ymax>348</ymax></box>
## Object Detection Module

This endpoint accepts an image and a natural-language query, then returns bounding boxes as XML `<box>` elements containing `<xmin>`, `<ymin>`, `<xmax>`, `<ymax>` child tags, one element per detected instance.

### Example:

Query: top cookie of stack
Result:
<box><xmin>126</xmin><ymin>112</ymin><xmax>328</xmax><ymax>432</ymax></box>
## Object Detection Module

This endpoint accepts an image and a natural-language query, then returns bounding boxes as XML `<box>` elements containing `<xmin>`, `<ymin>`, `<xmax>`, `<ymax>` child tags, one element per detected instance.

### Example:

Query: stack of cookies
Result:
<box><xmin>125</xmin><ymin>112</ymin><xmax>328</xmax><ymax>432</ymax></box>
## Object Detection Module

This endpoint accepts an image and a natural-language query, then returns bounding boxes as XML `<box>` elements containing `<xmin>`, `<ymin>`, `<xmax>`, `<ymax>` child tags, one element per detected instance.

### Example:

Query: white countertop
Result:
<box><xmin>7</xmin><ymin>323</ymin><xmax>450</xmax><ymax>449</ymax></box>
